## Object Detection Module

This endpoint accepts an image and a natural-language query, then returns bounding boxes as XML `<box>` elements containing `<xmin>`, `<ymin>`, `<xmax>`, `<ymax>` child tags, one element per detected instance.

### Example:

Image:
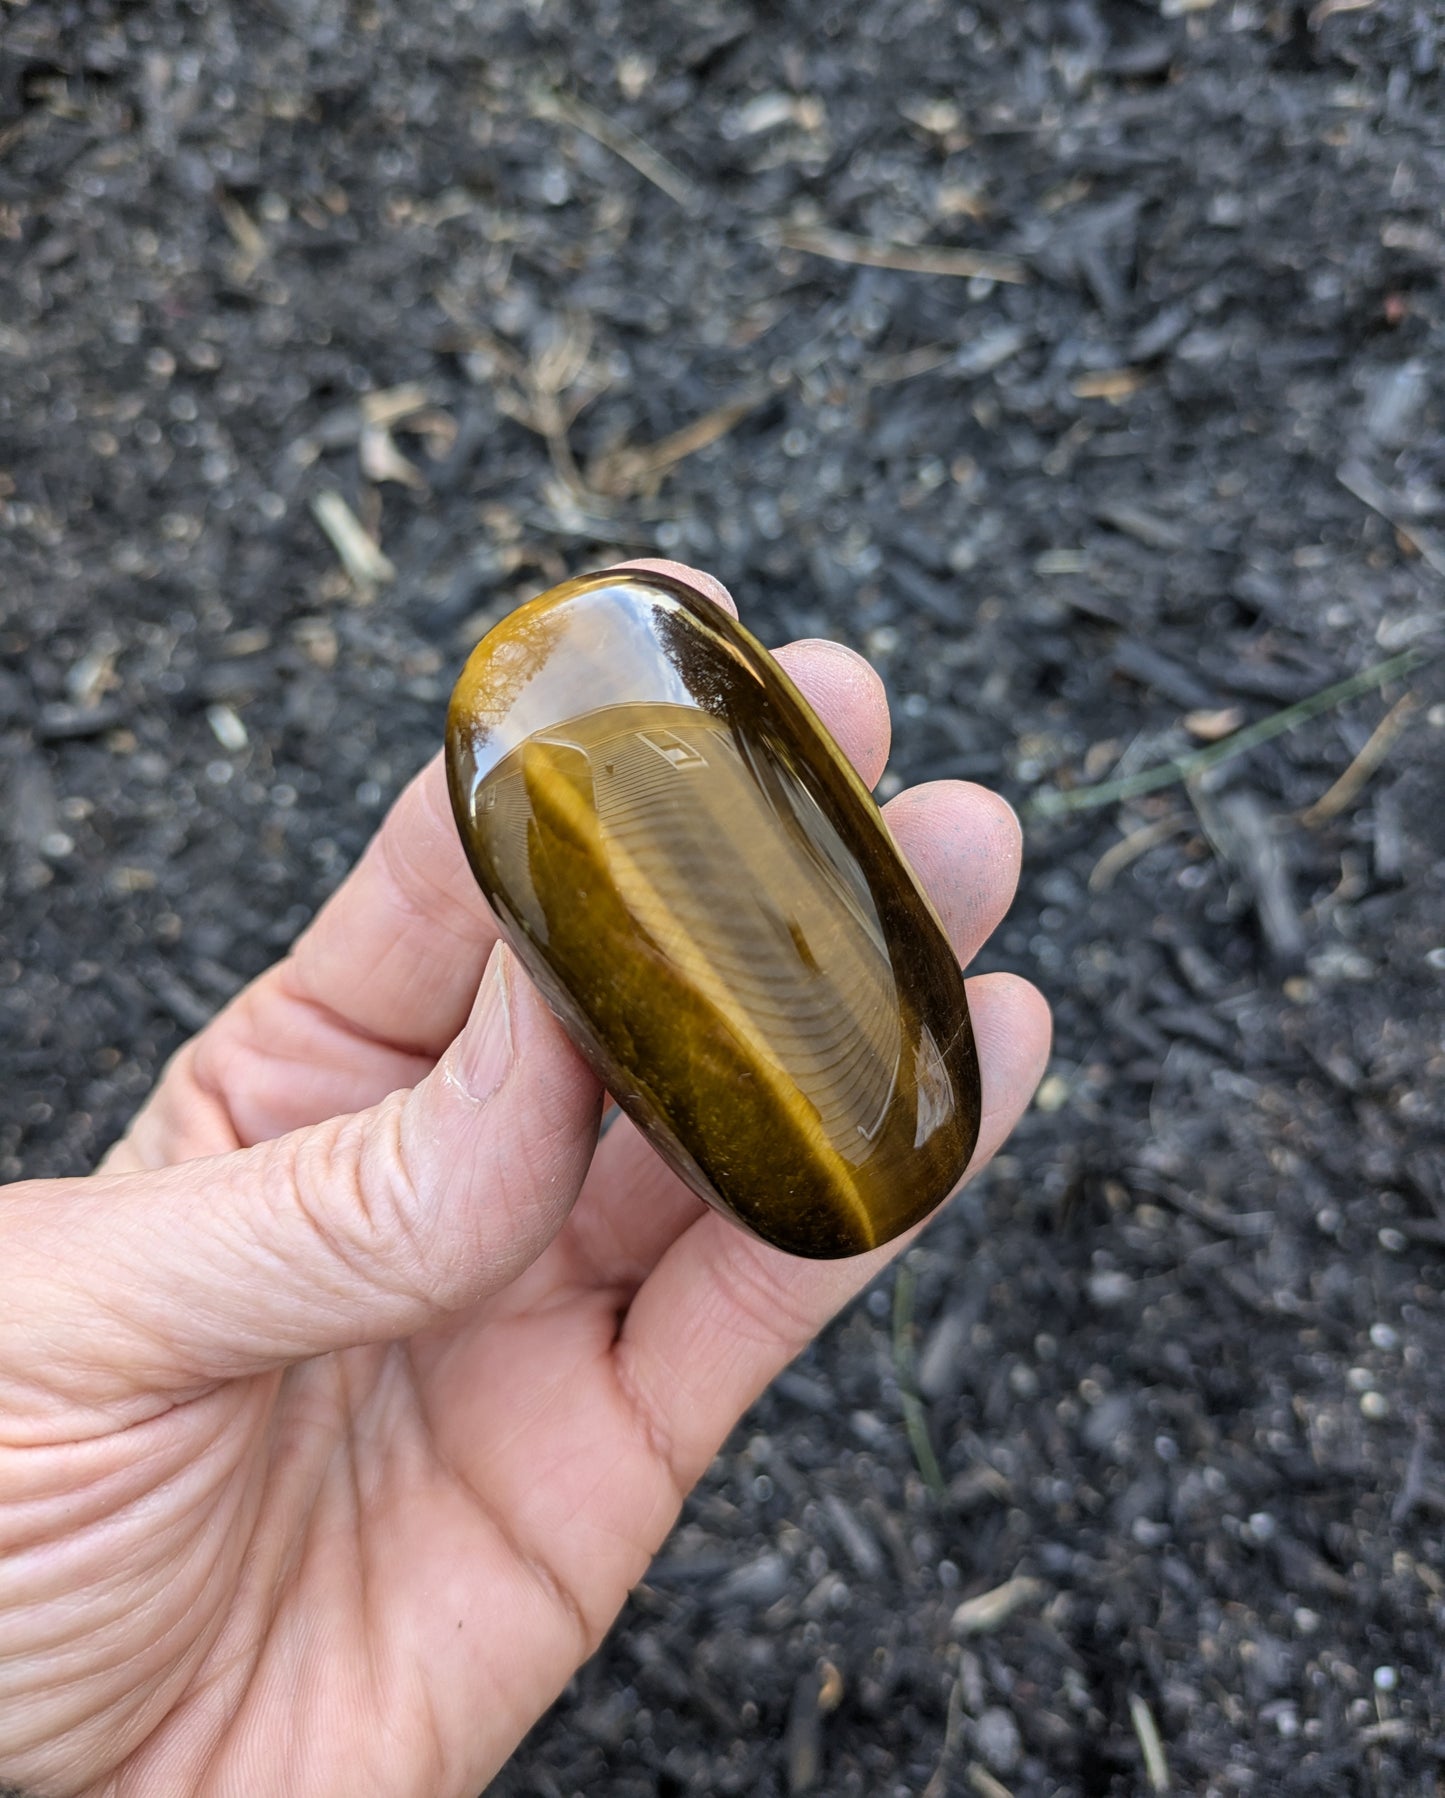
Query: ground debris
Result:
<box><xmin>6</xmin><ymin>4</ymin><xmax>1445</xmax><ymax>1794</ymax></box>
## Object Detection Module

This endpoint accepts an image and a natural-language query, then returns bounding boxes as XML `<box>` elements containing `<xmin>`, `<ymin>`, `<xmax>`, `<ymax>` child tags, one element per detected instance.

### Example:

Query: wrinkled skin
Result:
<box><xmin>0</xmin><ymin>564</ymin><xmax>1051</xmax><ymax>1798</ymax></box>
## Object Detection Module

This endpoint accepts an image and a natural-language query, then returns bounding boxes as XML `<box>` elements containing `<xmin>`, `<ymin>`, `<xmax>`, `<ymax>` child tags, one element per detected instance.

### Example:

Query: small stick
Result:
<box><xmin>1087</xmin><ymin>812</ymin><xmax>1190</xmax><ymax>891</ymax></box>
<box><xmin>1300</xmin><ymin>691</ymin><xmax>1419</xmax><ymax>826</ymax></box>
<box><xmin>1027</xmin><ymin>647</ymin><xmax>1428</xmax><ymax>818</ymax></box>
<box><xmin>530</xmin><ymin>88</ymin><xmax>702</xmax><ymax>216</ymax></box>
<box><xmin>776</xmin><ymin>224</ymin><xmax>1029</xmax><ymax>286</ymax></box>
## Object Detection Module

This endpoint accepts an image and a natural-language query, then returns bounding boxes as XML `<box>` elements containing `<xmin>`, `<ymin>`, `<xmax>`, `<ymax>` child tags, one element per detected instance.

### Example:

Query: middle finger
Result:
<box><xmin>559</xmin><ymin>778</ymin><xmax>1024</xmax><ymax>1290</ymax></box>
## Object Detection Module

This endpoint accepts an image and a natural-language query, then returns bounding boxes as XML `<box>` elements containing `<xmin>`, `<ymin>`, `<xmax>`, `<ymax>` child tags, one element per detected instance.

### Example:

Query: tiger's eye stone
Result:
<box><xmin>445</xmin><ymin>569</ymin><xmax>980</xmax><ymax>1259</ymax></box>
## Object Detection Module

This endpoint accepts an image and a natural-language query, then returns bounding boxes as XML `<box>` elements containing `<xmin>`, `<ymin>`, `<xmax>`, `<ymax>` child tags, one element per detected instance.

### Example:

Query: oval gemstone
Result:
<box><xmin>445</xmin><ymin>569</ymin><xmax>980</xmax><ymax>1259</ymax></box>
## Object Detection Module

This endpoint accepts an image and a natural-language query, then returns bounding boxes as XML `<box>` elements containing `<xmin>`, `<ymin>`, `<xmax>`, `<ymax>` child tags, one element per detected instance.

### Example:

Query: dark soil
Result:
<box><xmin>3</xmin><ymin>2</ymin><xmax>1444</xmax><ymax>1793</ymax></box>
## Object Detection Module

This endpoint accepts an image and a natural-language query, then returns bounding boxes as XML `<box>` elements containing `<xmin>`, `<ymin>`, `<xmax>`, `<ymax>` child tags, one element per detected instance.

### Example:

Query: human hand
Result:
<box><xmin>0</xmin><ymin>562</ymin><xmax>1051</xmax><ymax>1798</ymax></box>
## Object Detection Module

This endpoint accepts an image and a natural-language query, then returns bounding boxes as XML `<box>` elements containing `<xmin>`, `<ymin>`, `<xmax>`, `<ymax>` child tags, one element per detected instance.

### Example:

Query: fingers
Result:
<box><xmin>278</xmin><ymin>555</ymin><xmax>742</xmax><ymax>1065</ymax></box>
<box><xmin>0</xmin><ymin>948</ymin><xmax>603</xmax><ymax>1423</ymax></box>
<box><xmin>614</xmin><ymin>972</ymin><xmax>1052</xmax><ymax>1492</ymax></box>
<box><xmin>284</xmin><ymin>750</ymin><xmax>505</xmax><ymax>1060</ymax></box>
<box><xmin>219</xmin><ymin>572</ymin><xmax>893</xmax><ymax>1137</ymax></box>
<box><xmin>616</xmin><ymin>563</ymin><xmax>891</xmax><ymax>785</ymax></box>
<box><xmin>774</xmin><ymin>640</ymin><xmax>891</xmax><ymax>790</ymax></box>
<box><xmin>610</xmin><ymin>558</ymin><xmax>738</xmax><ymax>617</ymax></box>
<box><xmin>563</xmin><ymin>780</ymin><xmax>1023</xmax><ymax>1287</ymax></box>
<box><xmin>882</xmin><ymin>780</ymin><xmax>1023</xmax><ymax>951</ymax></box>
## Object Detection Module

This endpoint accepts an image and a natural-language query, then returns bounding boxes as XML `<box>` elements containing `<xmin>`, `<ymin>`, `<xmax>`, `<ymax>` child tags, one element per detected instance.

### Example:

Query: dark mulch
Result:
<box><xmin>3</xmin><ymin>2</ymin><xmax>1444</xmax><ymax>1792</ymax></box>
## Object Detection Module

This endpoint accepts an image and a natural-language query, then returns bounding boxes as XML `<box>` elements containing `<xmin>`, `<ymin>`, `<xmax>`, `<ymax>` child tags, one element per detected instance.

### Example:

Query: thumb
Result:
<box><xmin>0</xmin><ymin>946</ymin><xmax>602</xmax><ymax>1422</ymax></box>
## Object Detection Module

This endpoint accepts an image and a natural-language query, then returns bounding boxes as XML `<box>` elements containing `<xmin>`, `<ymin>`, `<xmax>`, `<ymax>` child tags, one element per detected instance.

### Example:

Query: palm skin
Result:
<box><xmin>0</xmin><ymin>564</ymin><xmax>1051</xmax><ymax>1798</ymax></box>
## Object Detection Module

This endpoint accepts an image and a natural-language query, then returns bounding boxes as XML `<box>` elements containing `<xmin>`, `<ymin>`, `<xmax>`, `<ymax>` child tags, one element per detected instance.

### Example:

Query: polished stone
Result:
<box><xmin>446</xmin><ymin>569</ymin><xmax>980</xmax><ymax>1258</ymax></box>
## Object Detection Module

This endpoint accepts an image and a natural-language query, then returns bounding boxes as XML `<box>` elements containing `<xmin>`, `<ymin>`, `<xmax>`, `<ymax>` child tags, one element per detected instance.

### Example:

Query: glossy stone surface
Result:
<box><xmin>445</xmin><ymin>569</ymin><xmax>980</xmax><ymax>1258</ymax></box>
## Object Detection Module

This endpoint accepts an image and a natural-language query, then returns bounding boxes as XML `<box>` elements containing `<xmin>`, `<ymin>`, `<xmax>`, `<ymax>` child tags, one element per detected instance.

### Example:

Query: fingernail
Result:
<box><xmin>453</xmin><ymin>946</ymin><xmax>514</xmax><ymax>1101</ymax></box>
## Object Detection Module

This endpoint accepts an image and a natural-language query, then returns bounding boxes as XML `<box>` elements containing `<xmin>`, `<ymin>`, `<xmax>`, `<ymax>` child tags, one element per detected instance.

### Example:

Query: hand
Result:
<box><xmin>0</xmin><ymin>563</ymin><xmax>1051</xmax><ymax>1798</ymax></box>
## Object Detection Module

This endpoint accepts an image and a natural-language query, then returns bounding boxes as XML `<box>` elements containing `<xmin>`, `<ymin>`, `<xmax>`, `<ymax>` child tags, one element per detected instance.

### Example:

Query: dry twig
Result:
<box><xmin>588</xmin><ymin>390</ymin><xmax>768</xmax><ymax>498</ymax></box>
<box><xmin>776</xmin><ymin>224</ymin><xmax>1029</xmax><ymax>286</ymax></box>
<box><xmin>1300</xmin><ymin>690</ymin><xmax>1419</xmax><ymax>826</ymax></box>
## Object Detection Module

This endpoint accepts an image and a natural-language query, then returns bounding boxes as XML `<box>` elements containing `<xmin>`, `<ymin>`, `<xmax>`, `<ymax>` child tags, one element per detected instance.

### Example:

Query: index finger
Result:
<box><xmin>287</xmin><ymin>561</ymin><xmax>742</xmax><ymax>1056</ymax></box>
<box><xmin>283</xmin><ymin>565</ymin><xmax>891</xmax><ymax>1061</ymax></box>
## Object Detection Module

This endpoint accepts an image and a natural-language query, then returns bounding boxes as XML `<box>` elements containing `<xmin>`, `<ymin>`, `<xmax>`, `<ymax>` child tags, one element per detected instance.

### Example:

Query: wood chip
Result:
<box><xmin>1184</xmin><ymin>706</ymin><xmax>1246</xmax><ymax>741</ymax></box>
<box><xmin>218</xmin><ymin>194</ymin><xmax>266</xmax><ymax>279</ymax></box>
<box><xmin>360</xmin><ymin>424</ymin><xmax>426</xmax><ymax>489</ymax></box>
<box><xmin>1071</xmin><ymin>368</ymin><xmax>1147</xmax><ymax>401</ymax></box>
<box><xmin>360</xmin><ymin>383</ymin><xmax>432</xmax><ymax>428</ymax></box>
<box><xmin>1194</xmin><ymin>785</ymin><xmax>1307</xmax><ymax>973</ymax></box>
<box><xmin>205</xmin><ymin>702</ymin><xmax>248</xmax><ymax>752</ymax></box>
<box><xmin>951</xmin><ymin>1575</ymin><xmax>1046</xmax><ymax>1637</ymax></box>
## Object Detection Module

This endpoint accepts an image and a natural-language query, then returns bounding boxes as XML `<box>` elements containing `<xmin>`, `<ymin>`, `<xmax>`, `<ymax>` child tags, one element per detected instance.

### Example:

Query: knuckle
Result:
<box><xmin>288</xmin><ymin>1096</ymin><xmax>437</xmax><ymax>1312</ymax></box>
<box><xmin>711</xmin><ymin>1232</ymin><xmax>819</xmax><ymax>1353</ymax></box>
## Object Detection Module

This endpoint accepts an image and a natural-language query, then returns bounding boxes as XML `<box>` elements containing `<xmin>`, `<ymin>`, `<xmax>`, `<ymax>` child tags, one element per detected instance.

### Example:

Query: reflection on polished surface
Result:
<box><xmin>446</xmin><ymin>569</ymin><xmax>980</xmax><ymax>1258</ymax></box>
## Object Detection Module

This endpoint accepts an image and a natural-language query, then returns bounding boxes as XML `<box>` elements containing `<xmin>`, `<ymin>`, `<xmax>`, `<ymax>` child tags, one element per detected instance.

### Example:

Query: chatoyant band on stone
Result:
<box><xmin>445</xmin><ymin>567</ymin><xmax>980</xmax><ymax>1259</ymax></box>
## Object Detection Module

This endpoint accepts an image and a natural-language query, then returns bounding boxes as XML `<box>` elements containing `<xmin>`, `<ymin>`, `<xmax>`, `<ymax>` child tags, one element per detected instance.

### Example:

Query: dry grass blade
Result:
<box><xmin>530</xmin><ymin>87</ymin><xmax>702</xmax><ymax>215</ymax></box>
<box><xmin>1300</xmin><ymin>690</ymin><xmax>1419</xmax><ymax>826</ymax></box>
<box><xmin>891</xmin><ymin>1263</ymin><xmax>948</xmax><ymax>1500</ymax></box>
<box><xmin>1027</xmin><ymin>647</ymin><xmax>1429</xmax><ymax>818</ymax></box>
<box><xmin>1129</xmin><ymin>1692</ymin><xmax>1171</xmax><ymax>1793</ymax></box>
<box><xmin>1311</xmin><ymin>0</ymin><xmax>1376</xmax><ymax>21</ymax></box>
<box><xmin>588</xmin><ymin>390</ymin><xmax>769</xmax><ymax>499</ymax></box>
<box><xmin>921</xmin><ymin>1673</ymin><xmax>967</xmax><ymax>1798</ymax></box>
<box><xmin>777</xmin><ymin>224</ymin><xmax>1029</xmax><ymax>286</ymax></box>
<box><xmin>360</xmin><ymin>384</ymin><xmax>433</xmax><ymax>428</ymax></box>
<box><xmin>438</xmin><ymin>295</ymin><xmax>609</xmax><ymax>504</ymax></box>
<box><xmin>311</xmin><ymin>490</ymin><xmax>395</xmax><ymax>587</ymax></box>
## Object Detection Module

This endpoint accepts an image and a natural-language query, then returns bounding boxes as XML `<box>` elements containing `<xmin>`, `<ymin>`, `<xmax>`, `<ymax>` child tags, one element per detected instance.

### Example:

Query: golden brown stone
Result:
<box><xmin>445</xmin><ymin>568</ymin><xmax>980</xmax><ymax>1258</ymax></box>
